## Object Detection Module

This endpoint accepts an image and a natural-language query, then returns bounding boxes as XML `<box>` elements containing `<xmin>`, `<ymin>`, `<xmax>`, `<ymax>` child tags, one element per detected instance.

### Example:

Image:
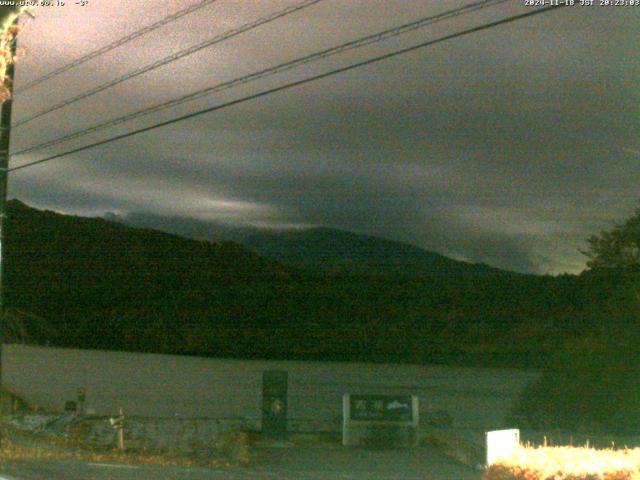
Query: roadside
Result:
<box><xmin>0</xmin><ymin>443</ymin><xmax>479</xmax><ymax>480</ymax></box>
<box><xmin>0</xmin><ymin>420</ymin><xmax>479</xmax><ymax>479</ymax></box>
<box><xmin>250</xmin><ymin>442</ymin><xmax>479</xmax><ymax>480</ymax></box>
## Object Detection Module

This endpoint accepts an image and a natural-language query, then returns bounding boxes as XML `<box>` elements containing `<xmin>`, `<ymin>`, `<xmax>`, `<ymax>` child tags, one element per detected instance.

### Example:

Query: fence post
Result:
<box><xmin>110</xmin><ymin>407</ymin><xmax>125</xmax><ymax>450</ymax></box>
<box><xmin>118</xmin><ymin>407</ymin><xmax>125</xmax><ymax>450</ymax></box>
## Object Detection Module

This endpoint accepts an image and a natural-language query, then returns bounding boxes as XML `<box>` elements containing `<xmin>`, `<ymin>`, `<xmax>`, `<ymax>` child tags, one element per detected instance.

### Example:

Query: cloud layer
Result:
<box><xmin>7</xmin><ymin>0</ymin><xmax>639</xmax><ymax>274</ymax></box>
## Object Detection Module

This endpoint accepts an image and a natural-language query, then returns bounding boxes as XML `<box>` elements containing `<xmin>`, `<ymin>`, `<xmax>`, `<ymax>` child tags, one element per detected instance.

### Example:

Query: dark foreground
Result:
<box><xmin>0</xmin><ymin>444</ymin><xmax>478</xmax><ymax>480</ymax></box>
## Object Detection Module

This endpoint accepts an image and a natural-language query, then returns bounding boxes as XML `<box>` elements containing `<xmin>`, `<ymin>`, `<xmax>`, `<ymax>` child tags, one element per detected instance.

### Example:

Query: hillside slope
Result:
<box><xmin>0</xmin><ymin>200</ymin><xmax>605</xmax><ymax>368</ymax></box>
<box><xmin>244</xmin><ymin>227</ymin><xmax>504</xmax><ymax>276</ymax></box>
<box><xmin>118</xmin><ymin>212</ymin><xmax>511</xmax><ymax>276</ymax></box>
<box><xmin>4</xmin><ymin>200</ymin><xmax>287</xmax><ymax>352</ymax></box>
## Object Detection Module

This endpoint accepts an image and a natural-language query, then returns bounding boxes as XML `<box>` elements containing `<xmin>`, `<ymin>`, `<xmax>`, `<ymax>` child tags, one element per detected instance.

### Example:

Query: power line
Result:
<box><xmin>12</xmin><ymin>0</ymin><xmax>325</xmax><ymax>128</ymax></box>
<box><xmin>9</xmin><ymin>5</ymin><xmax>567</xmax><ymax>174</ymax></box>
<box><xmin>15</xmin><ymin>0</ymin><xmax>221</xmax><ymax>95</ymax></box>
<box><xmin>11</xmin><ymin>0</ymin><xmax>510</xmax><ymax>158</ymax></box>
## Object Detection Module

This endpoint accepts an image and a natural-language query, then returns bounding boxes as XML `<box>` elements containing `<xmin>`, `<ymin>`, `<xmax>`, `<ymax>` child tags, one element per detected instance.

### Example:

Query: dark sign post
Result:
<box><xmin>262</xmin><ymin>370</ymin><xmax>288</xmax><ymax>439</ymax></box>
<box><xmin>77</xmin><ymin>387</ymin><xmax>86</xmax><ymax>415</ymax></box>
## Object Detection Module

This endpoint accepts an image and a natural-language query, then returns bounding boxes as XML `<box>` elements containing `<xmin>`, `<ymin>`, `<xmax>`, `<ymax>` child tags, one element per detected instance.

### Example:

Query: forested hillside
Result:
<box><xmin>2</xmin><ymin>200</ymin><xmax>627</xmax><ymax>369</ymax></box>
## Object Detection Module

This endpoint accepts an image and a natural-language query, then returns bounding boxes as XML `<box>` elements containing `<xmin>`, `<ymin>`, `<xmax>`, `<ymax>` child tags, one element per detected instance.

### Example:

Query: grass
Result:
<box><xmin>483</xmin><ymin>445</ymin><xmax>640</xmax><ymax>480</ymax></box>
<box><xmin>0</xmin><ymin>424</ymin><xmax>251</xmax><ymax>468</ymax></box>
<box><xmin>0</xmin><ymin>440</ymin><xmax>204</xmax><ymax>467</ymax></box>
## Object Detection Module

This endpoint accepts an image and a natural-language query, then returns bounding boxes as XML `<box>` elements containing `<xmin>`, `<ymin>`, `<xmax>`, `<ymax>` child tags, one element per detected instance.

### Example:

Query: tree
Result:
<box><xmin>514</xmin><ymin>208</ymin><xmax>640</xmax><ymax>433</ymax></box>
<box><xmin>514</xmin><ymin>333</ymin><xmax>640</xmax><ymax>433</ymax></box>
<box><xmin>583</xmin><ymin>207</ymin><xmax>640</xmax><ymax>272</ymax></box>
<box><xmin>0</xmin><ymin>6</ymin><xmax>25</xmax><ymax>102</ymax></box>
<box><xmin>0</xmin><ymin>7</ymin><xmax>23</xmax><ymax>28</ymax></box>
<box><xmin>582</xmin><ymin>207</ymin><xmax>640</xmax><ymax>320</ymax></box>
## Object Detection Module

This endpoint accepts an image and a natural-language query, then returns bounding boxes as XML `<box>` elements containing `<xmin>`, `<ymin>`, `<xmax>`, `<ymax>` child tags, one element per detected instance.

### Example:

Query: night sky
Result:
<box><xmin>6</xmin><ymin>0</ymin><xmax>639</xmax><ymax>274</ymax></box>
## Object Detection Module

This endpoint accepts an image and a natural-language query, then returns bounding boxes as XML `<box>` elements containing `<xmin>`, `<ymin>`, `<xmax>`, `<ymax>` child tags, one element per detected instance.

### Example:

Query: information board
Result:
<box><xmin>349</xmin><ymin>394</ymin><xmax>413</xmax><ymax>421</ymax></box>
<box><xmin>343</xmin><ymin>393</ymin><xmax>419</xmax><ymax>447</ymax></box>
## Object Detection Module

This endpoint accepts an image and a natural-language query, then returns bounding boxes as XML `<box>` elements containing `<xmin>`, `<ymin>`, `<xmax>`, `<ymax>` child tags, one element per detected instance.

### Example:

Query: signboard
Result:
<box><xmin>343</xmin><ymin>393</ymin><xmax>419</xmax><ymax>447</ymax></box>
<box><xmin>262</xmin><ymin>371</ymin><xmax>288</xmax><ymax>438</ymax></box>
<box><xmin>349</xmin><ymin>394</ymin><xmax>413</xmax><ymax>421</ymax></box>
<box><xmin>486</xmin><ymin>428</ymin><xmax>520</xmax><ymax>465</ymax></box>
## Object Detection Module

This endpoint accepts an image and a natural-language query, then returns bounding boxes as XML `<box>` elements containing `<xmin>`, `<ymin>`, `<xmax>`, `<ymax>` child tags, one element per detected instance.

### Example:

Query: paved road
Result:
<box><xmin>0</xmin><ymin>445</ymin><xmax>479</xmax><ymax>479</ymax></box>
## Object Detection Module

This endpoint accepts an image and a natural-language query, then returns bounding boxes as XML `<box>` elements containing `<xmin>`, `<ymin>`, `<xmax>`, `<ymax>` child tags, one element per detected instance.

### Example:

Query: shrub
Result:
<box><xmin>513</xmin><ymin>333</ymin><xmax>640</xmax><ymax>434</ymax></box>
<box><xmin>481</xmin><ymin>446</ymin><xmax>640</xmax><ymax>480</ymax></box>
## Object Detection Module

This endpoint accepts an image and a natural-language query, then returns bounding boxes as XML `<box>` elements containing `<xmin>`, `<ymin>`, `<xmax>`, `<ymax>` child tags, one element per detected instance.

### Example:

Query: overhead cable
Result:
<box><xmin>9</xmin><ymin>5</ymin><xmax>566</xmax><ymax>173</ymax></box>
<box><xmin>11</xmin><ymin>0</ymin><xmax>509</xmax><ymax>157</ymax></box>
<box><xmin>15</xmin><ymin>0</ymin><xmax>222</xmax><ymax>94</ymax></box>
<box><xmin>12</xmin><ymin>0</ymin><xmax>325</xmax><ymax>128</ymax></box>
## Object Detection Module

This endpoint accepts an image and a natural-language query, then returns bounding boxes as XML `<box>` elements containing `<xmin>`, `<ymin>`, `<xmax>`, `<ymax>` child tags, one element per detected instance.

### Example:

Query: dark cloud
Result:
<box><xmin>7</xmin><ymin>1</ymin><xmax>639</xmax><ymax>274</ymax></box>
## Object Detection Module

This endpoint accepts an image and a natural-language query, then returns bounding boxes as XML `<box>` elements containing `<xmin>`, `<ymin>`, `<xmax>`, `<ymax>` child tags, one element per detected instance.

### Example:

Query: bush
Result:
<box><xmin>481</xmin><ymin>446</ymin><xmax>640</xmax><ymax>480</ymax></box>
<box><xmin>513</xmin><ymin>333</ymin><xmax>640</xmax><ymax>434</ymax></box>
<box><xmin>483</xmin><ymin>464</ymin><xmax>635</xmax><ymax>480</ymax></box>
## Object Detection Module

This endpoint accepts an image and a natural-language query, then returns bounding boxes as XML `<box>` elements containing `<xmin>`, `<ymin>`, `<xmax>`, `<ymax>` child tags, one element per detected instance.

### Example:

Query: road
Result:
<box><xmin>0</xmin><ymin>445</ymin><xmax>479</xmax><ymax>479</ymax></box>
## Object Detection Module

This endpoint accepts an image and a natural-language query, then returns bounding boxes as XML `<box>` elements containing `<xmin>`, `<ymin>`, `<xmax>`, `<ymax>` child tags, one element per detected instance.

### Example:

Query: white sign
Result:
<box><xmin>486</xmin><ymin>428</ymin><xmax>520</xmax><ymax>465</ymax></box>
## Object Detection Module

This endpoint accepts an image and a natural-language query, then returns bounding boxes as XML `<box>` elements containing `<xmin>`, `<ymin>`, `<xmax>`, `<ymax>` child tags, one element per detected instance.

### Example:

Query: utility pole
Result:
<box><xmin>0</xmin><ymin>17</ymin><xmax>18</xmax><ymax>417</ymax></box>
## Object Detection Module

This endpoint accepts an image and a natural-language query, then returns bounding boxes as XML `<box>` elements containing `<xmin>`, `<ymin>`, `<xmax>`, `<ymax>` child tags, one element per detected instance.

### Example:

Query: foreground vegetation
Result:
<box><xmin>483</xmin><ymin>446</ymin><xmax>640</xmax><ymax>480</ymax></box>
<box><xmin>514</xmin><ymin>207</ymin><xmax>640</xmax><ymax>434</ymax></box>
<box><xmin>0</xmin><ymin>424</ymin><xmax>251</xmax><ymax>467</ymax></box>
